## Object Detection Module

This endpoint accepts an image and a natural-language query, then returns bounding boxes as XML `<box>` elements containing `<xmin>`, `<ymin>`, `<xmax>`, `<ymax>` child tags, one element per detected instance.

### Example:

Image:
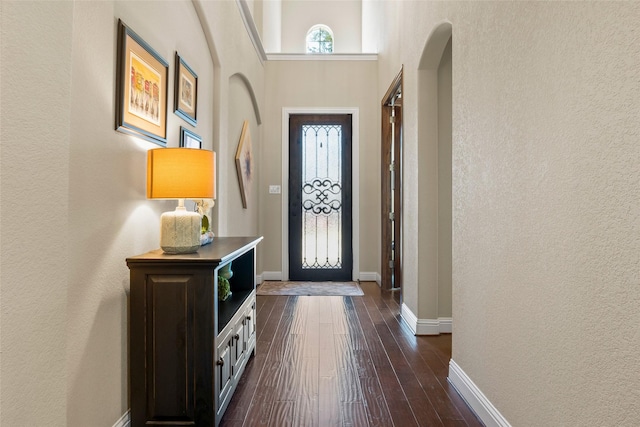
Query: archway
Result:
<box><xmin>224</xmin><ymin>73</ymin><xmax>262</xmax><ymax>237</ymax></box>
<box><xmin>410</xmin><ymin>22</ymin><xmax>453</xmax><ymax>334</ymax></box>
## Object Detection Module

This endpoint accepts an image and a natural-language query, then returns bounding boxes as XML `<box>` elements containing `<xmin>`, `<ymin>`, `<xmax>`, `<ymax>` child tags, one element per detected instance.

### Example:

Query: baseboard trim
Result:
<box><xmin>113</xmin><ymin>410</ymin><xmax>130</xmax><ymax>427</ymax></box>
<box><xmin>358</xmin><ymin>272</ymin><xmax>380</xmax><ymax>283</ymax></box>
<box><xmin>259</xmin><ymin>271</ymin><xmax>380</xmax><ymax>285</ymax></box>
<box><xmin>448</xmin><ymin>360</ymin><xmax>511</xmax><ymax>427</ymax></box>
<box><xmin>400</xmin><ymin>303</ymin><xmax>419</xmax><ymax>334</ymax></box>
<box><xmin>259</xmin><ymin>271</ymin><xmax>282</xmax><ymax>283</ymax></box>
<box><xmin>438</xmin><ymin>317</ymin><xmax>453</xmax><ymax>333</ymax></box>
<box><xmin>400</xmin><ymin>304</ymin><xmax>452</xmax><ymax>335</ymax></box>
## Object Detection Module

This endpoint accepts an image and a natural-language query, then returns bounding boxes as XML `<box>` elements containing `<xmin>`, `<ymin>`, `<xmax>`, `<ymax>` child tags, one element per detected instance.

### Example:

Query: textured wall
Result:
<box><xmin>1</xmin><ymin>2</ymin><xmax>73</xmax><ymax>424</ymax></box>
<box><xmin>378</xmin><ymin>1</ymin><xmax>640</xmax><ymax>425</ymax></box>
<box><xmin>65</xmin><ymin>2</ymin><xmax>216</xmax><ymax>424</ymax></box>
<box><xmin>452</xmin><ymin>3</ymin><xmax>640</xmax><ymax>424</ymax></box>
<box><xmin>1</xmin><ymin>0</ymin><xmax>263</xmax><ymax>425</ymax></box>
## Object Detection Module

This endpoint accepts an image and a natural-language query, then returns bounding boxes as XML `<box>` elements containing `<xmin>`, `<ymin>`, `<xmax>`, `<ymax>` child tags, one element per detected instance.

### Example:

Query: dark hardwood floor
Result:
<box><xmin>221</xmin><ymin>281</ymin><xmax>483</xmax><ymax>427</ymax></box>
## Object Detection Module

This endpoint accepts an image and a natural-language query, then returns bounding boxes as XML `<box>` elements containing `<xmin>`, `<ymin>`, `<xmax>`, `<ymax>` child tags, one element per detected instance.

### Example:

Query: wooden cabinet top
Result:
<box><xmin>126</xmin><ymin>236</ymin><xmax>263</xmax><ymax>266</ymax></box>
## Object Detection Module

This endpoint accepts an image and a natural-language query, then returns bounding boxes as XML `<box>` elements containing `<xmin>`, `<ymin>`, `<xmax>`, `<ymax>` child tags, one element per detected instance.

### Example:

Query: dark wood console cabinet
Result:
<box><xmin>126</xmin><ymin>236</ymin><xmax>263</xmax><ymax>427</ymax></box>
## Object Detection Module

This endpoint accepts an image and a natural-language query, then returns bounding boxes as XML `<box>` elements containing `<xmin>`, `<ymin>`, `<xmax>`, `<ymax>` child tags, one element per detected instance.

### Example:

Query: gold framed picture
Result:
<box><xmin>174</xmin><ymin>52</ymin><xmax>198</xmax><ymax>126</ymax></box>
<box><xmin>115</xmin><ymin>19</ymin><xmax>168</xmax><ymax>146</ymax></box>
<box><xmin>235</xmin><ymin>120</ymin><xmax>253</xmax><ymax>209</ymax></box>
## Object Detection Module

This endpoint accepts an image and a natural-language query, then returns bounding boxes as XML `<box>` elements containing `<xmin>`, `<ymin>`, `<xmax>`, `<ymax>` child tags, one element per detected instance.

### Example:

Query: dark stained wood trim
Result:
<box><xmin>381</xmin><ymin>104</ymin><xmax>393</xmax><ymax>291</ymax></box>
<box><xmin>382</xmin><ymin>67</ymin><xmax>404</xmax><ymax>107</ymax></box>
<box><xmin>381</xmin><ymin>67</ymin><xmax>403</xmax><ymax>292</ymax></box>
<box><xmin>393</xmin><ymin>105</ymin><xmax>403</xmax><ymax>292</ymax></box>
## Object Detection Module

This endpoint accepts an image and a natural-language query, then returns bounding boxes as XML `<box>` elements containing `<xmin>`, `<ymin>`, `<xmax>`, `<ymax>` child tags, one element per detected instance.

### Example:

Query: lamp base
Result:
<box><xmin>160</xmin><ymin>206</ymin><xmax>201</xmax><ymax>254</ymax></box>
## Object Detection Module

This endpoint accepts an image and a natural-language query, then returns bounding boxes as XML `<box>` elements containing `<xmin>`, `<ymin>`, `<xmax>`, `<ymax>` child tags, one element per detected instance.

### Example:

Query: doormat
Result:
<box><xmin>257</xmin><ymin>281</ymin><xmax>364</xmax><ymax>296</ymax></box>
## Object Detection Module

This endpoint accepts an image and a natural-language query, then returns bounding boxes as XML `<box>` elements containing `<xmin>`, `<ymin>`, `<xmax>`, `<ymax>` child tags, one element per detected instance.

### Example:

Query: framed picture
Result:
<box><xmin>174</xmin><ymin>52</ymin><xmax>198</xmax><ymax>126</ymax></box>
<box><xmin>179</xmin><ymin>127</ymin><xmax>202</xmax><ymax>149</ymax></box>
<box><xmin>115</xmin><ymin>19</ymin><xmax>168</xmax><ymax>146</ymax></box>
<box><xmin>235</xmin><ymin>120</ymin><xmax>253</xmax><ymax>209</ymax></box>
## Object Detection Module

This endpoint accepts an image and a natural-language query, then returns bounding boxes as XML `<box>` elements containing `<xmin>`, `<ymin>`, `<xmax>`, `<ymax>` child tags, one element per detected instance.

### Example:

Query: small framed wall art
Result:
<box><xmin>235</xmin><ymin>120</ymin><xmax>253</xmax><ymax>209</ymax></box>
<box><xmin>115</xmin><ymin>19</ymin><xmax>168</xmax><ymax>146</ymax></box>
<box><xmin>179</xmin><ymin>126</ymin><xmax>202</xmax><ymax>149</ymax></box>
<box><xmin>174</xmin><ymin>52</ymin><xmax>198</xmax><ymax>126</ymax></box>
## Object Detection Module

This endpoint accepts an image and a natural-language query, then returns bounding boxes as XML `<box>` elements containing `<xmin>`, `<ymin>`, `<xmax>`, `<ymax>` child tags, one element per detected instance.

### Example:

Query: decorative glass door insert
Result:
<box><xmin>301</xmin><ymin>123</ymin><xmax>343</xmax><ymax>269</ymax></box>
<box><xmin>289</xmin><ymin>114</ymin><xmax>352</xmax><ymax>281</ymax></box>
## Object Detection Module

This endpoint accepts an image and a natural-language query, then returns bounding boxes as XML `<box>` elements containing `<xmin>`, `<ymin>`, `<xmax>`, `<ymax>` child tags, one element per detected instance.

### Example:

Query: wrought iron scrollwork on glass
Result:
<box><xmin>302</xmin><ymin>178</ymin><xmax>342</xmax><ymax>215</ymax></box>
<box><xmin>299</xmin><ymin>123</ymin><xmax>344</xmax><ymax>270</ymax></box>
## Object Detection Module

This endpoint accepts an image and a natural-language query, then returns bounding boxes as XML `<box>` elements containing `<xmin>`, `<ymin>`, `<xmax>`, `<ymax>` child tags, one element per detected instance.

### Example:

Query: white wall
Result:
<box><xmin>226</xmin><ymin>74</ymin><xmax>261</xmax><ymax>237</ymax></box>
<box><xmin>0</xmin><ymin>0</ymin><xmax>263</xmax><ymax>425</ymax></box>
<box><xmin>194</xmin><ymin>0</ymin><xmax>265</xmax><ymax>239</ymax></box>
<box><xmin>280</xmin><ymin>0</ymin><xmax>362</xmax><ymax>53</ymax></box>
<box><xmin>361</xmin><ymin>0</ymin><xmax>381</xmax><ymax>53</ymax></box>
<box><xmin>262</xmin><ymin>59</ymin><xmax>379</xmax><ymax>278</ymax></box>
<box><xmin>378</xmin><ymin>1</ymin><xmax>640</xmax><ymax>425</ymax></box>
<box><xmin>262</xmin><ymin>0</ymin><xmax>282</xmax><ymax>52</ymax></box>
<box><xmin>437</xmin><ymin>38</ymin><xmax>452</xmax><ymax>318</ymax></box>
<box><xmin>414</xmin><ymin>32</ymin><xmax>453</xmax><ymax>322</ymax></box>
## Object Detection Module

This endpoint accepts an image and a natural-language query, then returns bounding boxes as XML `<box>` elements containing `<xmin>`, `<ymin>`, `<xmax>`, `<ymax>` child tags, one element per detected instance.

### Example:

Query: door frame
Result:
<box><xmin>381</xmin><ymin>68</ymin><xmax>403</xmax><ymax>292</ymax></box>
<box><xmin>281</xmin><ymin>107</ymin><xmax>360</xmax><ymax>281</ymax></box>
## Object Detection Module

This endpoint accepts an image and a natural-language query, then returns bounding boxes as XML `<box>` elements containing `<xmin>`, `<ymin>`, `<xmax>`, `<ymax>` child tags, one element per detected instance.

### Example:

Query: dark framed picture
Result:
<box><xmin>174</xmin><ymin>52</ymin><xmax>198</xmax><ymax>126</ymax></box>
<box><xmin>115</xmin><ymin>19</ymin><xmax>168</xmax><ymax>146</ymax></box>
<box><xmin>180</xmin><ymin>127</ymin><xmax>202</xmax><ymax>149</ymax></box>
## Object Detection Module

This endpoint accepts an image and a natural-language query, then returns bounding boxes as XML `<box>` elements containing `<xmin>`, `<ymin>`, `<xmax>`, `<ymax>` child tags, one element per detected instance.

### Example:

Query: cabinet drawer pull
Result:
<box><xmin>246</xmin><ymin>316</ymin><xmax>252</xmax><ymax>321</ymax></box>
<box><xmin>216</xmin><ymin>358</ymin><xmax>224</xmax><ymax>366</ymax></box>
<box><xmin>234</xmin><ymin>334</ymin><xmax>240</xmax><ymax>341</ymax></box>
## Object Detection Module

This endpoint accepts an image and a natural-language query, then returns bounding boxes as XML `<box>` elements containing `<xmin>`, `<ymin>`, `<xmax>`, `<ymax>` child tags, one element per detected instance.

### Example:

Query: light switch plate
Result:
<box><xmin>269</xmin><ymin>185</ymin><xmax>281</xmax><ymax>194</ymax></box>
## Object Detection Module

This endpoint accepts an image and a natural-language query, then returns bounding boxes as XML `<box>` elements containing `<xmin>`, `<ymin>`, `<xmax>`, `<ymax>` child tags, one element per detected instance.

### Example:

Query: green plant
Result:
<box><xmin>218</xmin><ymin>276</ymin><xmax>231</xmax><ymax>301</ymax></box>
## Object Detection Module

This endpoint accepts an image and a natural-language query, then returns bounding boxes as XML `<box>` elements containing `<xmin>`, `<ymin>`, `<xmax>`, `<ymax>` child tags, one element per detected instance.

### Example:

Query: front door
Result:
<box><xmin>288</xmin><ymin>114</ymin><xmax>353</xmax><ymax>281</ymax></box>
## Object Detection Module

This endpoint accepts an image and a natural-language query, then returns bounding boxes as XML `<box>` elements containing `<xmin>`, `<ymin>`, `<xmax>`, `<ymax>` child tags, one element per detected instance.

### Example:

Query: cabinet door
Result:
<box><xmin>244</xmin><ymin>301</ymin><xmax>256</xmax><ymax>352</ymax></box>
<box><xmin>130</xmin><ymin>273</ymin><xmax>202</xmax><ymax>425</ymax></box>
<box><xmin>232</xmin><ymin>321</ymin><xmax>245</xmax><ymax>381</ymax></box>
<box><xmin>216</xmin><ymin>335</ymin><xmax>233</xmax><ymax>409</ymax></box>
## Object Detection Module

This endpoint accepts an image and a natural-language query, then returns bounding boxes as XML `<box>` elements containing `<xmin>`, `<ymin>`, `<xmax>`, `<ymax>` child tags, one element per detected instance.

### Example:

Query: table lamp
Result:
<box><xmin>147</xmin><ymin>148</ymin><xmax>216</xmax><ymax>254</ymax></box>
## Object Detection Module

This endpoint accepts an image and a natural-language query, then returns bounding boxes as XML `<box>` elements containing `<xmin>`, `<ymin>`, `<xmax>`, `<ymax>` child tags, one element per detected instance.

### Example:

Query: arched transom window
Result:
<box><xmin>306</xmin><ymin>25</ymin><xmax>334</xmax><ymax>54</ymax></box>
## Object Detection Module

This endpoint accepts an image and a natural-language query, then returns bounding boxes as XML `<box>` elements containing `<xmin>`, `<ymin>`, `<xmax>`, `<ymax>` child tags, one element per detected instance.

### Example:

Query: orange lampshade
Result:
<box><xmin>147</xmin><ymin>148</ymin><xmax>216</xmax><ymax>199</ymax></box>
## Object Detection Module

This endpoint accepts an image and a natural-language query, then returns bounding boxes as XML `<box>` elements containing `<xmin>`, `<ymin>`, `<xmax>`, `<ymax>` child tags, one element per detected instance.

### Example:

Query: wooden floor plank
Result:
<box><xmin>342</xmin><ymin>402</ymin><xmax>369</xmax><ymax>427</ymax></box>
<box><xmin>334</xmin><ymin>335</ymin><xmax>363</xmax><ymax>403</ymax></box>
<box><xmin>372</xmin><ymin>296</ymin><xmax>466</xmax><ymax>424</ymax></box>
<box><xmin>293</xmin><ymin>356</ymin><xmax>319</xmax><ymax>427</ymax></box>
<box><xmin>318</xmin><ymin>375</ymin><xmax>342</xmax><ymax>427</ymax></box>
<box><xmin>358</xmin><ymin>376</ymin><xmax>394</xmax><ymax>427</ymax></box>
<box><xmin>375</xmin><ymin>289</ymin><xmax>483</xmax><ymax>427</ymax></box>
<box><xmin>241</xmin><ymin>296</ymin><xmax>298</xmax><ymax>426</ymax></box>
<box><xmin>221</xmin><ymin>282</ymin><xmax>482</xmax><ymax>427</ymax></box>
<box><xmin>255</xmin><ymin>295</ymin><xmax>287</xmax><ymax>342</ymax></box>
<box><xmin>268</xmin><ymin>401</ymin><xmax>295</xmax><ymax>427</ymax></box>
<box><xmin>222</xmin><ymin>294</ymin><xmax>287</xmax><ymax>424</ymax></box>
<box><xmin>352</xmin><ymin>297</ymin><xmax>412</xmax><ymax>425</ymax></box>
<box><xmin>254</xmin><ymin>292</ymin><xmax>268</xmax><ymax>316</ymax></box>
